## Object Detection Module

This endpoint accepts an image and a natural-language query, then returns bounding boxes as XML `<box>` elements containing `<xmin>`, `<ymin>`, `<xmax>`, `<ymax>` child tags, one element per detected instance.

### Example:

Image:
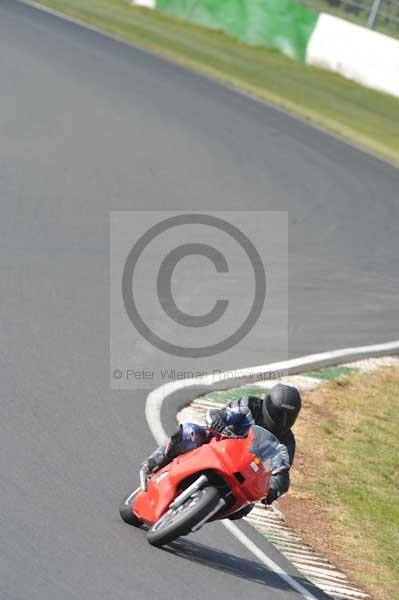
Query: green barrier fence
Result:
<box><xmin>156</xmin><ymin>0</ymin><xmax>319</xmax><ymax>62</ymax></box>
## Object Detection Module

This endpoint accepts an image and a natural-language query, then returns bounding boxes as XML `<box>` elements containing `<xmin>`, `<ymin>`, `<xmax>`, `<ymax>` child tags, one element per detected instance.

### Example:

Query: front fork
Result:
<box><xmin>169</xmin><ymin>474</ymin><xmax>209</xmax><ymax>509</ymax></box>
<box><xmin>139</xmin><ymin>467</ymin><xmax>148</xmax><ymax>492</ymax></box>
<box><xmin>170</xmin><ymin>474</ymin><xmax>226</xmax><ymax>532</ymax></box>
<box><xmin>191</xmin><ymin>497</ymin><xmax>226</xmax><ymax>532</ymax></box>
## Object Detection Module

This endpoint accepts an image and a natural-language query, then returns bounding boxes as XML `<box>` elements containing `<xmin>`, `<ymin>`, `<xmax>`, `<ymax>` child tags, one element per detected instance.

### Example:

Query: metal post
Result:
<box><xmin>368</xmin><ymin>0</ymin><xmax>384</xmax><ymax>29</ymax></box>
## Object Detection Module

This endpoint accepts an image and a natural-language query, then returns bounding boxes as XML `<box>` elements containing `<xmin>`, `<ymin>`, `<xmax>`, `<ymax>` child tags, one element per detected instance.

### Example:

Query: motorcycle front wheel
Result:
<box><xmin>119</xmin><ymin>489</ymin><xmax>142</xmax><ymax>527</ymax></box>
<box><xmin>147</xmin><ymin>486</ymin><xmax>220</xmax><ymax>547</ymax></box>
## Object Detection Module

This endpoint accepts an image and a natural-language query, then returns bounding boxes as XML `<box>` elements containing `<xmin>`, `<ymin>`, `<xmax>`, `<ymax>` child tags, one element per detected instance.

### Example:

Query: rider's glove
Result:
<box><xmin>142</xmin><ymin>458</ymin><xmax>156</xmax><ymax>474</ymax></box>
<box><xmin>263</xmin><ymin>488</ymin><xmax>278</xmax><ymax>506</ymax></box>
<box><xmin>220</xmin><ymin>425</ymin><xmax>238</xmax><ymax>438</ymax></box>
<box><xmin>209</xmin><ymin>415</ymin><xmax>227</xmax><ymax>433</ymax></box>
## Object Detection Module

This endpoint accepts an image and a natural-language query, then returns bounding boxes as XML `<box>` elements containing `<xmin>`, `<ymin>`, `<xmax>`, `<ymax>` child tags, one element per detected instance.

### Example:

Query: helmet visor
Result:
<box><xmin>265</xmin><ymin>395</ymin><xmax>299</xmax><ymax>434</ymax></box>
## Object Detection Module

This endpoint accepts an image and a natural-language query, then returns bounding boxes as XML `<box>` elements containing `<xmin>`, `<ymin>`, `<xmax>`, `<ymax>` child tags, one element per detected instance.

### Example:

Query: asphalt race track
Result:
<box><xmin>1</xmin><ymin>1</ymin><xmax>399</xmax><ymax>599</ymax></box>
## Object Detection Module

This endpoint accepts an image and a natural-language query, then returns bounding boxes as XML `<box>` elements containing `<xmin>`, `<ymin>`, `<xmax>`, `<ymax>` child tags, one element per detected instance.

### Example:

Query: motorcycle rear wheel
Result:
<box><xmin>119</xmin><ymin>489</ymin><xmax>142</xmax><ymax>527</ymax></box>
<box><xmin>147</xmin><ymin>486</ymin><xmax>220</xmax><ymax>547</ymax></box>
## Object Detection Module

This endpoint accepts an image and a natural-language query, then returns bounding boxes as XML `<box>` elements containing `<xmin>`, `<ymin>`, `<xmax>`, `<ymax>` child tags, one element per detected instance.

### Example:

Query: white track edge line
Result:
<box><xmin>223</xmin><ymin>520</ymin><xmax>320</xmax><ymax>600</ymax></box>
<box><xmin>146</xmin><ymin>340</ymin><xmax>399</xmax><ymax>444</ymax></box>
<box><xmin>146</xmin><ymin>340</ymin><xmax>399</xmax><ymax>599</ymax></box>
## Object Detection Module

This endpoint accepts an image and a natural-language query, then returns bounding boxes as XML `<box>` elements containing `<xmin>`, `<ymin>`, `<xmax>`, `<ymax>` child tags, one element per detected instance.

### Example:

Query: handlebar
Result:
<box><xmin>209</xmin><ymin>427</ymin><xmax>246</xmax><ymax>440</ymax></box>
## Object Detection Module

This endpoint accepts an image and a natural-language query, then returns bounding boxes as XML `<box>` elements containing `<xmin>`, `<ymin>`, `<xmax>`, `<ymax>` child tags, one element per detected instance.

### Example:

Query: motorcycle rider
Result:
<box><xmin>142</xmin><ymin>383</ymin><xmax>301</xmax><ymax>515</ymax></box>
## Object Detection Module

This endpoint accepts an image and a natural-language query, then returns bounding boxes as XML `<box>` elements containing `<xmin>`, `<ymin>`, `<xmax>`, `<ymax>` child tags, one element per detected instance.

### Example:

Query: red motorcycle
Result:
<box><xmin>119</xmin><ymin>425</ymin><xmax>288</xmax><ymax>547</ymax></box>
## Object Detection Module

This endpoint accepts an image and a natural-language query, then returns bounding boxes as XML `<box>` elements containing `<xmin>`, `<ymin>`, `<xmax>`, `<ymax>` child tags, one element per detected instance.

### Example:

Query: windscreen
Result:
<box><xmin>249</xmin><ymin>425</ymin><xmax>290</xmax><ymax>474</ymax></box>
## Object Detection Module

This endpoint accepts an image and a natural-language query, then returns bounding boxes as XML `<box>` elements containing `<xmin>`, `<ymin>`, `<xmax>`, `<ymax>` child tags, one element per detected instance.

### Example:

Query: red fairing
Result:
<box><xmin>133</xmin><ymin>428</ymin><xmax>272</xmax><ymax>525</ymax></box>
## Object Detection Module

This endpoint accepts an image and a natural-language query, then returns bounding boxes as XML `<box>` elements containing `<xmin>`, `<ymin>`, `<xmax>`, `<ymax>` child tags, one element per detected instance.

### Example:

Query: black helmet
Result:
<box><xmin>262</xmin><ymin>384</ymin><xmax>301</xmax><ymax>437</ymax></box>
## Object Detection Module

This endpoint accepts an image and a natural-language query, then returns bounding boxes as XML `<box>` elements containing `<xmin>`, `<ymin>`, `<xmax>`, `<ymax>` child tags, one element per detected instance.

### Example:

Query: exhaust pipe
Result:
<box><xmin>169</xmin><ymin>474</ymin><xmax>208</xmax><ymax>510</ymax></box>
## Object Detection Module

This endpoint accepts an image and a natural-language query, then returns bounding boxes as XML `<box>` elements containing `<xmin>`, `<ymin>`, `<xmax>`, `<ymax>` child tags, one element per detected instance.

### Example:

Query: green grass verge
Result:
<box><xmin>294</xmin><ymin>368</ymin><xmax>399</xmax><ymax>600</ymax></box>
<box><xmin>206</xmin><ymin>385</ymin><xmax>267</xmax><ymax>403</ymax></box>
<box><xmin>304</xmin><ymin>366</ymin><xmax>357</xmax><ymax>379</ymax></box>
<box><xmin>33</xmin><ymin>0</ymin><xmax>399</xmax><ymax>164</ymax></box>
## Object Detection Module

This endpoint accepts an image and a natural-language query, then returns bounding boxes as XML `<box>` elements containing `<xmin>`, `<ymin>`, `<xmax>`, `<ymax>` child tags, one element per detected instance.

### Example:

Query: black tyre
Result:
<box><xmin>147</xmin><ymin>486</ymin><xmax>220</xmax><ymax>547</ymax></box>
<box><xmin>119</xmin><ymin>489</ymin><xmax>142</xmax><ymax>527</ymax></box>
